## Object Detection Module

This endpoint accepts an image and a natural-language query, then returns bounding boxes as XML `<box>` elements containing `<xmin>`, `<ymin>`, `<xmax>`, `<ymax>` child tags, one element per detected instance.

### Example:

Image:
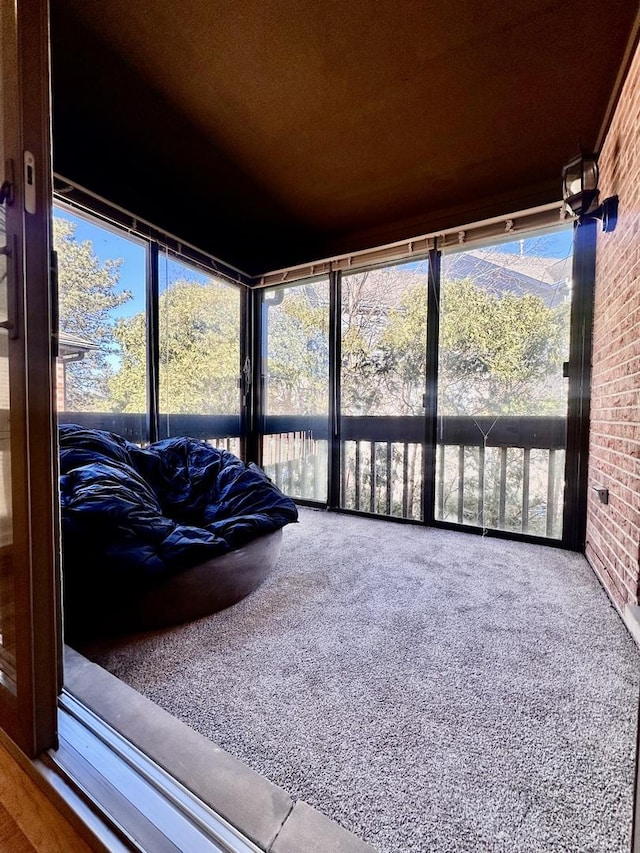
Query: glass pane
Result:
<box><xmin>340</xmin><ymin>260</ymin><xmax>428</xmax><ymax>519</ymax></box>
<box><xmin>436</xmin><ymin>229</ymin><xmax>573</xmax><ymax>538</ymax></box>
<box><xmin>54</xmin><ymin>206</ymin><xmax>148</xmax><ymax>443</ymax></box>
<box><xmin>158</xmin><ymin>252</ymin><xmax>241</xmax><ymax>453</ymax></box>
<box><xmin>262</xmin><ymin>278</ymin><xmax>330</xmax><ymax>502</ymax></box>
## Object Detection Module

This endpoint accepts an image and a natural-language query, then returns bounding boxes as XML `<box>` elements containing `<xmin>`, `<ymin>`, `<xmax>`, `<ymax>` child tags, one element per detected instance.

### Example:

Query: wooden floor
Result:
<box><xmin>0</xmin><ymin>740</ymin><xmax>95</xmax><ymax>852</ymax></box>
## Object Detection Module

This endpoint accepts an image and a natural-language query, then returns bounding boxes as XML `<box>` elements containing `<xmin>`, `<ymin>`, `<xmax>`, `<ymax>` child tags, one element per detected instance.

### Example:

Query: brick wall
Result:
<box><xmin>586</xmin><ymin>36</ymin><xmax>640</xmax><ymax>615</ymax></box>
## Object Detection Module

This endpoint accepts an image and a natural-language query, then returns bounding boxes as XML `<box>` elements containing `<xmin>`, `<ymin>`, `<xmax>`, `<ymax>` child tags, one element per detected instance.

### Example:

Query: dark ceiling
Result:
<box><xmin>50</xmin><ymin>0</ymin><xmax>639</xmax><ymax>276</ymax></box>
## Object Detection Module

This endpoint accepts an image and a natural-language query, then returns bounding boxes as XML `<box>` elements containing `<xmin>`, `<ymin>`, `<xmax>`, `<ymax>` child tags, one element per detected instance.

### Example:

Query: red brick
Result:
<box><xmin>586</xmin><ymin>37</ymin><xmax>640</xmax><ymax>608</ymax></box>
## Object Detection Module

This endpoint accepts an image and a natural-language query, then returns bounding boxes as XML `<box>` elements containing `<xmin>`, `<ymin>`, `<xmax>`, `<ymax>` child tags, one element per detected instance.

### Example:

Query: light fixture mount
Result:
<box><xmin>562</xmin><ymin>152</ymin><xmax>599</xmax><ymax>217</ymax></box>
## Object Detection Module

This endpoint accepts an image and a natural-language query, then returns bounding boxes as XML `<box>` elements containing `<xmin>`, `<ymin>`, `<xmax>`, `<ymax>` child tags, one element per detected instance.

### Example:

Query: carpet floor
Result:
<box><xmin>84</xmin><ymin>508</ymin><xmax>640</xmax><ymax>852</ymax></box>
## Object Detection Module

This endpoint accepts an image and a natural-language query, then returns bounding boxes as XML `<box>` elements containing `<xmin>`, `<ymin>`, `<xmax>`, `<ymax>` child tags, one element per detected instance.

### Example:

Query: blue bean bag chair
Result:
<box><xmin>59</xmin><ymin>425</ymin><xmax>298</xmax><ymax>639</ymax></box>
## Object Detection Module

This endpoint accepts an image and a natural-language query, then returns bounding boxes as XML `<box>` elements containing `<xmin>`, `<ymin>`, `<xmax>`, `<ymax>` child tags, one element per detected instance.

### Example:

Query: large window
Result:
<box><xmin>340</xmin><ymin>260</ymin><xmax>428</xmax><ymax>519</ymax></box>
<box><xmin>158</xmin><ymin>252</ymin><xmax>241</xmax><ymax>451</ymax></box>
<box><xmin>262</xmin><ymin>278</ymin><xmax>330</xmax><ymax>502</ymax></box>
<box><xmin>54</xmin><ymin>206</ymin><xmax>148</xmax><ymax>440</ymax></box>
<box><xmin>53</xmin><ymin>203</ymin><xmax>576</xmax><ymax>543</ymax></box>
<box><xmin>54</xmin><ymin>207</ymin><xmax>243</xmax><ymax>450</ymax></box>
<box><xmin>262</xmin><ymin>227</ymin><xmax>574</xmax><ymax>542</ymax></box>
<box><xmin>436</xmin><ymin>230</ymin><xmax>572</xmax><ymax>538</ymax></box>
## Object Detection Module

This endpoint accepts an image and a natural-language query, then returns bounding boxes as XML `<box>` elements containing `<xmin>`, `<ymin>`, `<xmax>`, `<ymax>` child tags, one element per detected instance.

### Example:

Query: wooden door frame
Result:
<box><xmin>0</xmin><ymin>0</ymin><xmax>59</xmax><ymax>756</ymax></box>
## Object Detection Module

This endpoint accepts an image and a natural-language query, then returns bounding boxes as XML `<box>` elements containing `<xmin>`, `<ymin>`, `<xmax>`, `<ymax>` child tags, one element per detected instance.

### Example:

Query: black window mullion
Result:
<box><xmin>562</xmin><ymin>217</ymin><xmax>597</xmax><ymax>551</ymax></box>
<box><xmin>244</xmin><ymin>287</ymin><xmax>263</xmax><ymax>466</ymax></box>
<box><xmin>146</xmin><ymin>241</ymin><xmax>160</xmax><ymax>444</ymax></box>
<box><xmin>423</xmin><ymin>246</ymin><xmax>441</xmax><ymax>525</ymax></box>
<box><xmin>328</xmin><ymin>269</ymin><xmax>341</xmax><ymax>509</ymax></box>
<box><xmin>239</xmin><ymin>284</ymin><xmax>250</xmax><ymax>460</ymax></box>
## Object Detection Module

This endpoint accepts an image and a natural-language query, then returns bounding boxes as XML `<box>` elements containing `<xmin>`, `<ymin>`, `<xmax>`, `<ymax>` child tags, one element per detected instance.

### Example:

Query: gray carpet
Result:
<box><xmin>86</xmin><ymin>508</ymin><xmax>640</xmax><ymax>852</ymax></box>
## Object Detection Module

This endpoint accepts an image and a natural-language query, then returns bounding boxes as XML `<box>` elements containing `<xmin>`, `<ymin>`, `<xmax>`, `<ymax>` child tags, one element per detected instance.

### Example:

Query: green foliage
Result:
<box><xmin>265</xmin><ymin>268</ymin><xmax>567</xmax><ymax>420</ymax></box>
<box><xmin>377</xmin><ymin>282</ymin><xmax>428</xmax><ymax>415</ymax></box>
<box><xmin>54</xmin><ymin>218</ymin><xmax>131</xmax><ymax>410</ymax></box>
<box><xmin>56</xmin><ymin>217</ymin><xmax>567</xmax><ymax>430</ymax></box>
<box><xmin>437</xmin><ymin>277</ymin><xmax>568</xmax><ymax>415</ymax></box>
<box><xmin>109</xmin><ymin>278</ymin><xmax>240</xmax><ymax>414</ymax></box>
<box><xmin>265</xmin><ymin>284</ymin><xmax>329</xmax><ymax>415</ymax></box>
<box><xmin>340</xmin><ymin>269</ymin><xmax>427</xmax><ymax>415</ymax></box>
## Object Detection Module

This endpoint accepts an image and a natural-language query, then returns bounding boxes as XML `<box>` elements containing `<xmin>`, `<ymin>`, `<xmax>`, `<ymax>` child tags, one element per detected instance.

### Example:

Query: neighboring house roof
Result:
<box><xmin>478</xmin><ymin>251</ymin><xmax>571</xmax><ymax>285</ymax></box>
<box><xmin>58</xmin><ymin>331</ymin><xmax>100</xmax><ymax>357</ymax></box>
<box><xmin>444</xmin><ymin>249</ymin><xmax>570</xmax><ymax>307</ymax></box>
<box><xmin>279</xmin><ymin>247</ymin><xmax>571</xmax><ymax>315</ymax></box>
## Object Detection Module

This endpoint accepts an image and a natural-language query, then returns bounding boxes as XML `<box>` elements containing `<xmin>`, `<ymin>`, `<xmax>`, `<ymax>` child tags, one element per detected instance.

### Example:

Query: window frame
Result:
<box><xmin>53</xmin><ymin>199</ymin><xmax>249</xmax><ymax>450</ymax></box>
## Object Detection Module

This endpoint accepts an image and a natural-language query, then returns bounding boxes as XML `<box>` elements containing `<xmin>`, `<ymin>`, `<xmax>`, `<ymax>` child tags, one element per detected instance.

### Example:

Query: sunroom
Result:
<box><xmin>1</xmin><ymin>0</ymin><xmax>639</xmax><ymax>851</ymax></box>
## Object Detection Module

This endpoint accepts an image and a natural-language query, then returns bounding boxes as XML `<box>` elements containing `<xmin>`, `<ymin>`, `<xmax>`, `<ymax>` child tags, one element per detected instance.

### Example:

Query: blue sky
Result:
<box><xmin>500</xmin><ymin>227</ymin><xmax>573</xmax><ymax>258</ymax></box>
<box><xmin>53</xmin><ymin>205</ymin><xmax>210</xmax><ymax>319</ymax></box>
<box><xmin>54</xmin><ymin>205</ymin><xmax>146</xmax><ymax>318</ymax></box>
<box><xmin>54</xmin><ymin>206</ymin><xmax>574</xmax><ymax>316</ymax></box>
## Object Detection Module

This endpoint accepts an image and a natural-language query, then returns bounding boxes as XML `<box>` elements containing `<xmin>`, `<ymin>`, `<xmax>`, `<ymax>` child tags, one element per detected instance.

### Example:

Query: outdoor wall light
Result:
<box><xmin>562</xmin><ymin>151</ymin><xmax>618</xmax><ymax>232</ymax></box>
<box><xmin>562</xmin><ymin>152</ymin><xmax>599</xmax><ymax>217</ymax></box>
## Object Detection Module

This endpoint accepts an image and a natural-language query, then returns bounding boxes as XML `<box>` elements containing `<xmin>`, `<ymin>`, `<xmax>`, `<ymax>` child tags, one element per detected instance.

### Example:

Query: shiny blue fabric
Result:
<box><xmin>59</xmin><ymin>424</ymin><xmax>298</xmax><ymax>585</ymax></box>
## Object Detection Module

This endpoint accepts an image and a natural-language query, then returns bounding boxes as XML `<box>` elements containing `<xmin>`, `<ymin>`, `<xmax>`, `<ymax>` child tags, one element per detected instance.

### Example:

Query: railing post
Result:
<box><xmin>547</xmin><ymin>449</ymin><xmax>557</xmax><ymax>538</ymax></box>
<box><xmin>385</xmin><ymin>442</ymin><xmax>393</xmax><ymax>515</ymax></box>
<box><xmin>457</xmin><ymin>445</ymin><xmax>465</xmax><ymax>523</ymax></box>
<box><xmin>498</xmin><ymin>447</ymin><xmax>508</xmax><ymax>528</ymax></box>
<box><xmin>436</xmin><ymin>443</ymin><xmax>445</xmax><ymax>521</ymax></box>
<box><xmin>521</xmin><ymin>447</ymin><xmax>530</xmax><ymax>533</ymax></box>
<box><xmin>478</xmin><ymin>444</ymin><xmax>486</xmax><ymax>528</ymax></box>
<box><xmin>402</xmin><ymin>443</ymin><xmax>409</xmax><ymax>518</ymax></box>
<box><xmin>340</xmin><ymin>441</ymin><xmax>347</xmax><ymax>508</ymax></box>
<box><xmin>369</xmin><ymin>441</ymin><xmax>376</xmax><ymax>513</ymax></box>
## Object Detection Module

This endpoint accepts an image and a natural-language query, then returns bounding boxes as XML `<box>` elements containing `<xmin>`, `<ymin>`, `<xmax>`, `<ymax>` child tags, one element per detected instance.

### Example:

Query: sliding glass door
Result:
<box><xmin>262</xmin><ymin>227</ymin><xmax>574</xmax><ymax>544</ymax></box>
<box><xmin>261</xmin><ymin>278</ymin><xmax>330</xmax><ymax>502</ymax></box>
<box><xmin>436</xmin><ymin>231</ymin><xmax>572</xmax><ymax>538</ymax></box>
<box><xmin>0</xmin><ymin>0</ymin><xmax>58</xmax><ymax>755</ymax></box>
<box><xmin>339</xmin><ymin>260</ymin><xmax>428</xmax><ymax>520</ymax></box>
<box><xmin>158</xmin><ymin>252</ymin><xmax>242</xmax><ymax>451</ymax></box>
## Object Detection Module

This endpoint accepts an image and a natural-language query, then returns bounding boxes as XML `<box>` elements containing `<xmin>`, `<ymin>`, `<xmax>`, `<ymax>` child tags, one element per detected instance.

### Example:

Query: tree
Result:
<box><xmin>264</xmin><ymin>283</ymin><xmax>329</xmax><ymax>415</ymax></box>
<box><xmin>263</xmin><ymin>264</ymin><xmax>568</xmax><ymax>522</ymax></box>
<box><xmin>54</xmin><ymin>217</ymin><xmax>131</xmax><ymax>410</ymax></box>
<box><xmin>55</xmin><ymin>216</ymin><xmax>568</xmax><ymax>529</ymax></box>
<box><xmin>109</xmin><ymin>278</ymin><xmax>240</xmax><ymax>414</ymax></box>
<box><xmin>437</xmin><ymin>278</ymin><xmax>567</xmax><ymax>416</ymax></box>
<box><xmin>374</xmin><ymin>274</ymin><xmax>568</xmax><ymax>527</ymax></box>
<box><xmin>432</xmin><ymin>278</ymin><xmax>568</xmax><ymax>532</ymax></box>
<box><xmin>341</xmin><ymin>267</ymin><xmax>428</xmax><ymax>416</ymax></box>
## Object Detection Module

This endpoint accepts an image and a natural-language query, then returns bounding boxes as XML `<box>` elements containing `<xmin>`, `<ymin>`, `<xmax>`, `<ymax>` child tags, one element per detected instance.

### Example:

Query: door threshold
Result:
<box><xmin>61</xmin><ymin>646</ymin><xmax>374</xmax><ymax>852</ymax></box>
